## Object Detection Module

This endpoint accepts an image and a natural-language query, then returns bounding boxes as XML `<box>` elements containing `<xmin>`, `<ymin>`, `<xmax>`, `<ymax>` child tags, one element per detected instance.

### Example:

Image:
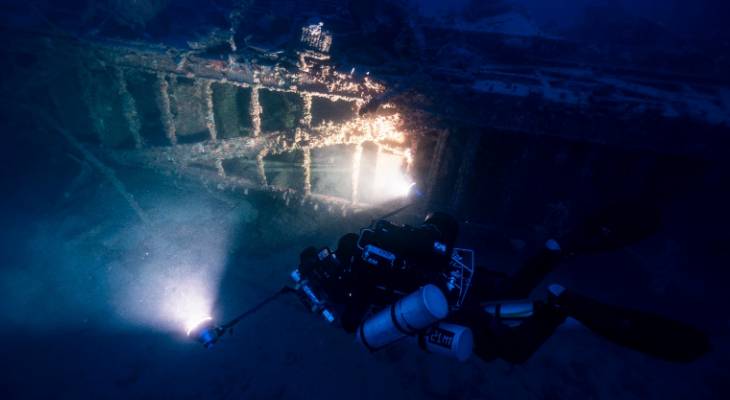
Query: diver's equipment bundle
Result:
<box><xmin>190</xmin><ymin>212</ymin><xmax>709</xmax><ymax>365</ymax></box>
<box><xmin>354</xmin><ymin>284</ymin><xmax>473</xmax><ymax>361</ymax></box>
<box><xmin>290</xmin><ymin>266</ymin><xmax>476</xmax><ymax>361</ymax></box>
<box><xmin>290</xmin><ymin>269</ymin><xmax>336</xmax><ymax>323</ymax></box>
<box><xmin>285</xmin><ymin>213</ymin><xmax>479</xmax><ymax>361</ymax></box>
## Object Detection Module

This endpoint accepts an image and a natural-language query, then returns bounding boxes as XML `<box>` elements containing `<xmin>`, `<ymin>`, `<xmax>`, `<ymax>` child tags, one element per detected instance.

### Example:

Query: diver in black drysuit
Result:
<box><xmin>297</xmin><ymin>212</ymin><xmax>709</xmax><ymax>364</ymax></box>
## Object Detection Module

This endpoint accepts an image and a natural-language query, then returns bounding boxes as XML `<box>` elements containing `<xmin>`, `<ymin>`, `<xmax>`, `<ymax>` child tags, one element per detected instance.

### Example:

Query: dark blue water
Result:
<box><xmin>1</xmin><ymin>1</ymin><xmax>729</xmax><ymax>399</ymax></box>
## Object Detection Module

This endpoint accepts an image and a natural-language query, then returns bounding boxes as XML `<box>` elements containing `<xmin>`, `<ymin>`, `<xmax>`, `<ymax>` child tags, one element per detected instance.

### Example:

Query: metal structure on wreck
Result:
<box><xmin>4</xmin><ymin>1</ymin><xmax>729</xmax><ymax>223</ymax></box>
<box><xmin>19</xmin><ymin>23</ymin><xmax>425</xmax><ymax>217</ymax></box>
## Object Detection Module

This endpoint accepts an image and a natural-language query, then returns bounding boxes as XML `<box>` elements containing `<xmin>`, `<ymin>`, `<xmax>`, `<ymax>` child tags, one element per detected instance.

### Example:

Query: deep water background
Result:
<box><xmin>2</xmin><ymin>1</ymin><xmax>730</xmax><ymax>399</ymax></box>
<box><xmin>2</xmin><ymin>129</ymin><xmax>729</xmax><ymax>399</ymax></box>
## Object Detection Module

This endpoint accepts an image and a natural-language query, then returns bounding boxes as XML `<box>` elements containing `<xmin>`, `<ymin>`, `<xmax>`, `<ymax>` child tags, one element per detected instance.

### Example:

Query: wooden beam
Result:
<box><xmin>155</xmin><ymin>73</ymin><xmax>178</xmax><ymax>145</ymax></box>
<box><xmin>115</xmin><ymin>67</ymin><xmax>144</xmax><ymax>148</ymax></box>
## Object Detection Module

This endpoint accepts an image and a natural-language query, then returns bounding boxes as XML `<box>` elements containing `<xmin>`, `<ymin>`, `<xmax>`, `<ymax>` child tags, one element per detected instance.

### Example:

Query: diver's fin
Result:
<box><xmin>548</xmin><ymin>285</ymin><xmax>710</xmax><ymax>362</ymax></box>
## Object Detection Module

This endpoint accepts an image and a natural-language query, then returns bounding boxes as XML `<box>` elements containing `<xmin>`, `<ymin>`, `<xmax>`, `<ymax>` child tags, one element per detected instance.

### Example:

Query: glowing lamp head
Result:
<box><xmin>187</xmin><ymin>317</ymin><xmax>221</xmax><ymax>348</ymax></box>
<box><xmin>372</xmin><ymin>152</ymin><xmax>415</xmax><ymax>201</ymax></box>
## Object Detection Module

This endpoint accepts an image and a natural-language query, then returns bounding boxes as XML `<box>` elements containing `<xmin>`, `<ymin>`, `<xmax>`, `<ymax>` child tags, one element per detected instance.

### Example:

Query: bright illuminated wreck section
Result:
<box><xmin>294</xmin><ymin>27</ymin><xmax>415</xmax><ymax>206</ymax></box>
<box><xmin>307</xmin><ymin>111</ymin><xmax>414</xmax><ymax>205</ymax></box>
<box><xmin>53</xmin><ymin>20</ymin><xmax>418</xmax><ymax>214</ymax></box>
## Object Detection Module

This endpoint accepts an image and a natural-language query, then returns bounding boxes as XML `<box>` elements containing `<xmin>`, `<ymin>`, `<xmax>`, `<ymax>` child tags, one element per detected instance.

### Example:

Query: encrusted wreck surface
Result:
<box><xmin>9</xmin><ymin>25</ymin><xmax>420</xmax><ymax>214</ymax></box>
<box><xmin>3</xmin><ymin>0</ymin><xmax>729</xmax><ymax>218</ymax></box>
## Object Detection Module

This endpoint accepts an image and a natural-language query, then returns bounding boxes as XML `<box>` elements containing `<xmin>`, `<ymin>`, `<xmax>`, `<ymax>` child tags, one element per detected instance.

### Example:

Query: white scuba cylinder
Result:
<box><xmin>419</xmin><ymin>323</ymin><xmax>474</xmax><ymax>362</ymax></box>
<box><xmin>483</xmin><ymin>301</ymin><xmax>534</xmax><ymax>327</ymax></box>
<box><xmin>357</xmin><ymin>284</ymin><xmax>448</xmax><ymax>351</ymax></box>
<box><xmin>483</xmin><ymin>301</ymin><xmax>534</xmax><ymax>319</ymax></box>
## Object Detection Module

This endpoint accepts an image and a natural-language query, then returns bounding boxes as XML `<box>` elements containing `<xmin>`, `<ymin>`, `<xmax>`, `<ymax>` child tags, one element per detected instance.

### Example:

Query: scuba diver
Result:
<box><xmin>289</xmin><ymin>211</ymin><xmax>710</xmax><ymax>363</ymax></box>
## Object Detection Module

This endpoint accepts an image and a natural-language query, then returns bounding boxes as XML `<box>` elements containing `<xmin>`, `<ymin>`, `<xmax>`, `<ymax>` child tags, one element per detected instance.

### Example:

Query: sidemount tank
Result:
<box><xmin>357</xmin><ymin>284</ymin><xmax>448</xmax><ymax>351</ymax></box>
<box><xmin>419</xmin><ymin>322</ymin><xmax>474</xmax><ymax>361</ymax></box>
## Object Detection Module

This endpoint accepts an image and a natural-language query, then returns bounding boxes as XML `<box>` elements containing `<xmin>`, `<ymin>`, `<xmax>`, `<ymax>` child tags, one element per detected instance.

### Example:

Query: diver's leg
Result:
<box><xmin>453</xmin><ymin>301</ymin><xmax>566</xmax><ymax>363</ymax></box>
<box><xmin>548</xmin><ymin>285</ymin><xmax>710</xmax><ymax>362</ymax></box>
<box><xmin>491</xmin><ymin>301</ymin><xmax>566</xmax><ymax>363</ymax></box>
<box><xmin>447</xmin><ymin>302</ymin><xmax>500</xmax><ymax>361</ymax></box>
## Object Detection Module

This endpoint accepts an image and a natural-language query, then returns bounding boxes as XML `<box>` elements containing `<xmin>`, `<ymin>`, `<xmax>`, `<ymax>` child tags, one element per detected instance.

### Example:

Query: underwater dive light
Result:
<box><xmin>187</xmin><ymin>286</ymin><xmax>297</xmax><ymax>348</ymax></box>
<box><xmin>187</xmin><ymin>317</ymin><xmax>223</xmax><ymax>348</ymax></box>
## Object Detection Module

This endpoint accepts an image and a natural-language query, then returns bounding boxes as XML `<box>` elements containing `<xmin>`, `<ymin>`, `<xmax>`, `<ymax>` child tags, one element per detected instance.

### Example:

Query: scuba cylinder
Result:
<box><xmin>357</xmin><ymin>284</ymin><xmax>448</xmax><ymax>351</ymax></box>
<box><xmin>418</xmin><ymin>322</ymin><xmax>474</xmax><ymax>361</ymax></box>
<box><xmin>484</xmin><ymin>301</ymin><xmax>534</xmax><ymax>319</ymax></box>
<box><xmin>484</xmin><ymin>301</ymin><xmax>536</xmax><ymax>328</ymax></box>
